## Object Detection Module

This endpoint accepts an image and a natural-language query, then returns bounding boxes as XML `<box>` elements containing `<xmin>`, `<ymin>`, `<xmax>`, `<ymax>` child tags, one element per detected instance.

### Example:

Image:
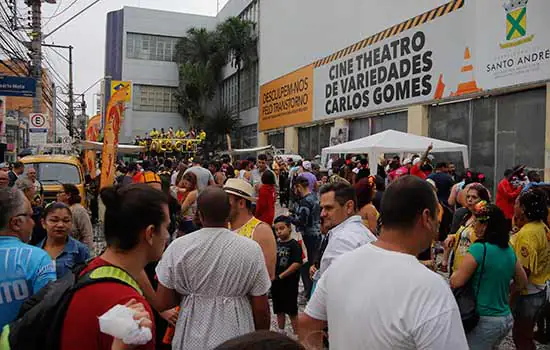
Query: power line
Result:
<box><xmin>45</xmin><ymin>45</ymin><xmax>69</xmax><ymax>63</ymax></box>
<box><xmin>42</xmin><ymin>0</ymin><xmax>63</xmax><ymax>26</ymax></box>
<box><xmin>42</xmin><ymin>0</ymin><xmax>77</xmax><ymax>21</ymax></box>
<box><xmin>44</xmin><ymin>0</ymin><xmax>103</xmax><ymax>40</ymax></box>
<box><xmin>42</xmin><ymin>52</ymin><xmax>69</xmax><ymax>87</ymax></box>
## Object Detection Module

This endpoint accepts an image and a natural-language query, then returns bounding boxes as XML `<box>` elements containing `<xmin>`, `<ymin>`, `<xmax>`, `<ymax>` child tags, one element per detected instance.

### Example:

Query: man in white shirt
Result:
<box><xmin>155</xmin><ymin>187</ymin><xmax>271</xmax><ymax>349</ymax></box>
<box><xmin>311</xmin><ymin>182</ymin><xmax>377</xmax><ymax>283</ymax></box>
<box><xmin>300</xmin><ymin>176</ymin><xmax>468</xmax><ymax>349</ymax></box>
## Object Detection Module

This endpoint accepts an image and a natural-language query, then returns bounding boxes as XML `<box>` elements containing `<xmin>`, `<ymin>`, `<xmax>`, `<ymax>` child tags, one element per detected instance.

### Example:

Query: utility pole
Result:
<box><xmin>29</xmin><ymin>0</ymin><xmax>42</xmax><ymax>114</ymax></box>
<box><xmin>67</xmin><ymin>45</ymin><xmax>74</xmax><ymax>136</ymax></box>
<box><xmin>43</xmin><ymin>43</ymin><xmax>75</xmax><ymax>137</ymax></box>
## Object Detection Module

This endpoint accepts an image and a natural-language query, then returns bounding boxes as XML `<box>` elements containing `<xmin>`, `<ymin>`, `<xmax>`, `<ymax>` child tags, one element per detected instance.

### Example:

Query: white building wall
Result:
<box><xmin>259</xmin><ymin>0</ymin><xmax>448</xmax><ymax>85</ymax></box>
<box><xmin>112</xmin><ymin>2</ymin><xmax>259</xmax><ymax>142</ymax></box>
<box><xmin>119</xmin><ymin>7</ymin><xmax>217</xmax><ymax>142</ymax></box>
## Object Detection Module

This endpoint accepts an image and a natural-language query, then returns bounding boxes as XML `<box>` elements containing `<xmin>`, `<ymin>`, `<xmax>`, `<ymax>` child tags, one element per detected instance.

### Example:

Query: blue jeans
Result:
<box><xmin>300</xmin><ymin>234</ymin><xmax>321</xmax><ymax>299</ymax></box>
<box><xmin>467</xmin><ymin>314</ymin><xmax>513</xmax><ymax>350</ymax></box>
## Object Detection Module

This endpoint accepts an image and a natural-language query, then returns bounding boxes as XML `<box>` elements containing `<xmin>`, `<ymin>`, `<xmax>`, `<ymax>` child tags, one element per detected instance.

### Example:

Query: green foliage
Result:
<box><xmin>175</xmin><ymin>17</ymin><xmax>257</xmax><ymax>144</ymax></box>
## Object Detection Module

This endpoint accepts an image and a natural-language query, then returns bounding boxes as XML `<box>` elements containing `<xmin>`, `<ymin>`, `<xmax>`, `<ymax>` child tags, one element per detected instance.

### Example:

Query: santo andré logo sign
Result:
<box><xmin>500</xmin><ymin>0</ymin><xmax>534</xmax><ymax>48</ymax></box>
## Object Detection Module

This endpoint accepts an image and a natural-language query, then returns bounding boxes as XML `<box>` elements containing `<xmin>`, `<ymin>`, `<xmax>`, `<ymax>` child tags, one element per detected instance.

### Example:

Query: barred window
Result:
<box><xmin>133</xmin><ymin>85</ymin><xmax>179</xmax><ymax>113</ymax></box>
<box><xmin>220</xmin><ymin>62</ymin><xmax>258</xmax><ymax>114</ymax></box>
<box><xmin>126</xmin><ymin>33</ymin><xmax>179</xmax><ymax>62</ymax></box>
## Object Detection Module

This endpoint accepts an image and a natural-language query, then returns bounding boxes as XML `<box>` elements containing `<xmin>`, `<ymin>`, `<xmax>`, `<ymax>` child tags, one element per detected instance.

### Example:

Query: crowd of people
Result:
<box><xmin>1</xmin><ymin>144</ymin><xmax>550</xmax><ymax>350</ymax></box>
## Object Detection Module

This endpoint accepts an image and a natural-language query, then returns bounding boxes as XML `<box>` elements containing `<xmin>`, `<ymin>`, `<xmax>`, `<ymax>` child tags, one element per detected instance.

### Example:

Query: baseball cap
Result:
<box><xmin>403</xmin><ymin>158</ymin><xmax>412</xmax><ymax>166</ymax></box>
<box><xmin>302</xmin><ymin>161</ymin><xmax>312</xmax><ymax>171</ymax></box>
<box><xmin>0</xmin><ymin>162</ymin><xmax>8</xmax><ymax>170</ymax></box>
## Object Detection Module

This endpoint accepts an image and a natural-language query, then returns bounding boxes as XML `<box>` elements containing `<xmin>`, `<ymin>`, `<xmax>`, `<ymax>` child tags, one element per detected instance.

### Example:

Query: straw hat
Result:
<box><xmin>223</xmin><ymin>178</ymin><xmax>256</xmax><ymax>202</ymax></box>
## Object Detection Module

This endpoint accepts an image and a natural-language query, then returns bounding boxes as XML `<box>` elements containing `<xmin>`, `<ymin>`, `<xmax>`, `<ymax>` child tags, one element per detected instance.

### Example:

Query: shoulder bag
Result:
<box><xmin>452</xmin><ymin>242</ymin><xmax>486</xmax><ymax>334</ymax></box>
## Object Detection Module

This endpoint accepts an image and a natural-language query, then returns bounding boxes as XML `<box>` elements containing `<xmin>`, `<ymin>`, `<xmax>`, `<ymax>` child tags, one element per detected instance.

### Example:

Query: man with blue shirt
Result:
<box><xmin>0</xmin><ymin>188</ymin><xmax>56</xmax><ymax>328</ymax></box>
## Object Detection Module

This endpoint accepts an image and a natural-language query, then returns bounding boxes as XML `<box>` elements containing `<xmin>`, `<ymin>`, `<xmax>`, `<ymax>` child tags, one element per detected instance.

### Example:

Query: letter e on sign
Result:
<box><xmin>30</xmin><ymin>113</ymin><xmax>46</xmax><ymax>128</ymax></box>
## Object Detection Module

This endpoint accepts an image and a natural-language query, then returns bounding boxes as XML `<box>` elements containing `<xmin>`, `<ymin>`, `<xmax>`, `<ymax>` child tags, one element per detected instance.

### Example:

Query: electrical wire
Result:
<box><xmin>0</xmin><ymin>1</ymin><xmax>30</xmax><ymax>69</ymax></box>
<box><xmin>42</xmin><ymin>0</ymin><xmax>63</xmax><ymax>27</ymax></box>
<box><xmin>45</xmin><ymin>45</ymin><xmax>69</xmax><ymax>63</ymax></box>
<box><xmin>42</xmin><ymin>0</ymin><xmax>77</xmax><ymax>20</ymax></box>
<box><xmin>42</xmin><ymin>52</ymin><xmax>70</xmax><ymax>87</ymax></box>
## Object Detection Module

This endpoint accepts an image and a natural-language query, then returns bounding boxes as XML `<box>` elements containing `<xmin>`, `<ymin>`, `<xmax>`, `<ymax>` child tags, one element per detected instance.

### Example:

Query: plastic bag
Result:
<box><xmin>98</xmin><ymin>304</ymin><xmax>153</xmax><ymax>345</ymax></box>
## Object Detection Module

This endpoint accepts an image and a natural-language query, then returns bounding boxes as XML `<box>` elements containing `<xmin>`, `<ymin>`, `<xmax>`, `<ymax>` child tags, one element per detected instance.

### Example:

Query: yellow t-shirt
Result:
<box><xmin>362</xmin><ymin>205</ymin><xmax>380</xmax><ymax>229</ymax></box>
<box><xmin>512</xmin><ymin>221</ymin><xmax>550</xmax><ymax>294</ymax></box>
<box><xmin>452</xmin><ymin>224</ymin><xmax>477</xmax><ymax>272</ymax></box>
<box><xmin>232</xmin><ymin>217</ymin><xmax>262</xmax><ymax>239</ymax></box>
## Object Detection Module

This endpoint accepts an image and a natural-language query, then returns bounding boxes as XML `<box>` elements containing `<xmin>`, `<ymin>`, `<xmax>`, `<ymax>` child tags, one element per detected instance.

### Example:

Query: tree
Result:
<box><xmin>174</xmin><ymin>18</ymin><xmax>257</xmax><ymax>150</ymax></box>
<box><xmin>217</xmin><ymin>17</ymin><xmax>257</xmax><ymax>149</ymax></box>
<box><xmin>204</xmin><ymin>106</ymin><xmax>240</xmax><ymax>152</ymax></box>
<box><xmin>175</xmin><ymin>28</ymin><xmax>225</xmax><ymax>127</ymax></box>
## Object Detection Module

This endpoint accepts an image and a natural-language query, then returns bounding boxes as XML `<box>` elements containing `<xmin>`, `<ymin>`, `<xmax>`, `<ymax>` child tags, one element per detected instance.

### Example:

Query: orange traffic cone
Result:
<box><xmin>434</xmin><ymin>73</ymin><xmax>445</xmax><ymax>99</ymax></box>
<box><xmin>451</xmin><ymin>47</ymin><xmax>482</xmax><ymax>97</ymax></box>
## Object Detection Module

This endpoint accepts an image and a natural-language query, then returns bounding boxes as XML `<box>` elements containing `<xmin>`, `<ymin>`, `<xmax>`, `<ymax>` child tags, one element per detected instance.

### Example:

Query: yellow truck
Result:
<box><xmin>20</xmin><ymin>155</ymin><xmax>86</xmax><ymax>206</ymax></box>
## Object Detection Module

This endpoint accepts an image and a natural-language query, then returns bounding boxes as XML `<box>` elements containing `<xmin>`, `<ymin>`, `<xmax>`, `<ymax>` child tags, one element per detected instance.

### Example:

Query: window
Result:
<box><xmin>133</xmin><ymin>85</ymin><xmax>179</xmax><ymax>113</ymax></box>
<box><xmin>24</xmin><ymin>163</ymin><xmax>81</xmax><ymax>185</ymax></box>
<box><xmin>239</xmin><ymin>0</ymin><xmax>259</xmax><ymax>33</ymax></box>
<box><xmin>240</xmin><ymin>124</ymin><xmax>257</xmax><ymax>149</ymax></box>
<box><xmin>126</xmin><ymin>33</ymin><xmax>179</xmax><ymax>62</ymax></box>
<box><xmin>220</xmin><ymin>62</ymin><xmax>258</xmax><ymax>113</ymax></box>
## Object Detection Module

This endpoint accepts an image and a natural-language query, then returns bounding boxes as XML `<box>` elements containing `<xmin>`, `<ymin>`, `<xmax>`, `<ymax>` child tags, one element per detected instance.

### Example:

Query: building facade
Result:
<box><xmin>104</xmin><ymin>0</ymin><xmax>260</xmax><ymax>145</ymax></box>
<box><xmin>0</xmin><ymin>61</ymin><xmax>54</xmax><ymax>161</ymax></box>
<box><xmin>258</xmin><ymin>0</ymin><xmax>550</xmax><ymax>190</ymax></box>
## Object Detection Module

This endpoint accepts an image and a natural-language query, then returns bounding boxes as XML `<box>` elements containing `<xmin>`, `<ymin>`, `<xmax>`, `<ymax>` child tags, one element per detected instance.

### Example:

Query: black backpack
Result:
<box><xmin>1</xmin><ymin>264</ymin><xmax>142</xmax><ymax>350</ymax></box>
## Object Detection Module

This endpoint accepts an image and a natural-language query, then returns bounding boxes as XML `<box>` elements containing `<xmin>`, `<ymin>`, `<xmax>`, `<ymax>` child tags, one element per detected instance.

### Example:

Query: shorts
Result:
<box><xmin>271</xmin><ymin>278</ymin><xmax>299</xmax><ymax>316</ymax></box>
<box><xmin>513</xmin><ymin>290</ymin><xmax>546</xmax><ymax>321</ymax></box>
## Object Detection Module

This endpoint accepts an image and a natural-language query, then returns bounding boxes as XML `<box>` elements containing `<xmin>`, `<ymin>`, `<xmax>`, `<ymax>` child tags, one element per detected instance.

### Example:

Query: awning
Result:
<box><xmin>321</xmin><ymin>129</ymin><xmax>469</xmax><ymax>173</ymax></box>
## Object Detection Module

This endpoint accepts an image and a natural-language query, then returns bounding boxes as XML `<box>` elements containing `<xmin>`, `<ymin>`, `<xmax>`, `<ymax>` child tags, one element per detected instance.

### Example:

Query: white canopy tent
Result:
<box><xmin>321</xmin><ymin>129</ymin><xmax>469</xmax><ymax>174</ymax></box>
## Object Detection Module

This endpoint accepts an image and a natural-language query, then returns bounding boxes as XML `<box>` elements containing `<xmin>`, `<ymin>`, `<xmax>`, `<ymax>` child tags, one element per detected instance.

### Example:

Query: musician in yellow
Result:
<box><xmin>198</xmin><ymin>130</ymin><xmax>206</xmax><ymax>142</ymax></box>
<box><xmin>150</xmin><ymin>128</ymin><xmax>160</xmax><ymax>138</ymax></box>
<box><xmin>176</xmin><ymin>127</ymin><xmax>185</xmax><ymax>139</ymax></box>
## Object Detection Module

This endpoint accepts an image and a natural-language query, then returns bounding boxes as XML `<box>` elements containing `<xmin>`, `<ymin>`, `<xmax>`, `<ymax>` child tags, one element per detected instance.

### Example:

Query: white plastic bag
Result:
<box><xmin>98</xmin><ymin>304</ymin><xmax>152</xmax><ymax>345</ymax></box>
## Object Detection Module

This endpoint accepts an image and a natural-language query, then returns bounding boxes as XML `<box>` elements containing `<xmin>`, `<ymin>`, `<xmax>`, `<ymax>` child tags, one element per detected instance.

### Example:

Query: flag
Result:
<box><xmin>85</xmin><ymin>114</ymin><xmax>100</xmax><ymax>179</ymax></box>
<box><xmin>100</xmin><ymin>86</ymin><xmax>128</xmax><ymax>189</ymax></box>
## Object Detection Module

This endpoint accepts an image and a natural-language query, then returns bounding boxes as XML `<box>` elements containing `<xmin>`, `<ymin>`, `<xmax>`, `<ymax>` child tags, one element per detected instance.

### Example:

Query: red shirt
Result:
<box><xmin>410</xmin><ymin>164</ymin><xmax>427</xmax><ymax>180</ymax></box>
<box><xmin>132</xmin><ymin>173</ymin><xmax>142</xmax><ymax>184</ymax></box>
<box><xmin>255</xmin><ymin>184</ymin><xmax>276</xmax><ymax>225</ymax></box>
<box><xmin>496</xmin><ymin>178</ymin><xmax>522</xmax><ymax>220</ymax></box>
<box><xmin>61</xmin><ymin>258</ymin><xmax>155</xmax><ymax>350</ymax></box>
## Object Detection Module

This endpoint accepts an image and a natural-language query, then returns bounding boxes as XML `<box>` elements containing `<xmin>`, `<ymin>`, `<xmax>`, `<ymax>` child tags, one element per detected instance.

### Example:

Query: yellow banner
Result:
<box><xmin>100</xmin><ymin>86</ymin><xmax>128</xmax><ymax>189</ymax></box>
<box><xmin>110</xmin><ymin>80</ymin><xmax>132</xmax><ymax>102</ymax></box>
<box><xmin>259</xmin><ymin>65</ymin><xmax>314</xmax><ymax>131</ymax></box>
<box><xmin>84</xmin><ymin>114</ymin><xmax>100</xmax><ymax>179</ymax></box>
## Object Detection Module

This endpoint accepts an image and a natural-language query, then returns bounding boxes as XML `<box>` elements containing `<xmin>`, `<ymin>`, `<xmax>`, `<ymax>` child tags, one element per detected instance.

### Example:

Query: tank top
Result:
<box><xmin>233</xmin><ymin>217</ymin><xmax>262</xmax><ymax>239</ymax></box>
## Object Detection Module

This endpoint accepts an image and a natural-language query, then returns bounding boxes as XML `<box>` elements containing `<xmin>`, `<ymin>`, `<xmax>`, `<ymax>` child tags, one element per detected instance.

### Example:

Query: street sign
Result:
<box><xmin>61</xmin><ymin>136</ymin><xmax>72</xmax><ymax>151</ymax></box>
<box><xmin>29</xmin><ymin>128</ymin><xmax>48</xmax><ymax>147</ymax></box>
<box><xmin>30</xmin><ymin>113</ymin><xmax>46</xmax><ymax>128</ymax></box>
<box><xmin>0</xmin><ymin>76</ymin><xmax>36</xmax><ymax>97</ymax></box>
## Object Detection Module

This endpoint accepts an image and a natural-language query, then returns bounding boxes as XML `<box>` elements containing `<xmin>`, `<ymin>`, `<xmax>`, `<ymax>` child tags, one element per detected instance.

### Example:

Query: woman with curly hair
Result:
<box><xmin>511</xmin><ymin>188</ymin><xmax>550</xmax><ymax>349</ymax></box>
<box><xmin>442</xmin><ymin>183</ymin><xmax>491</xmax><ymax>274</ymax></box>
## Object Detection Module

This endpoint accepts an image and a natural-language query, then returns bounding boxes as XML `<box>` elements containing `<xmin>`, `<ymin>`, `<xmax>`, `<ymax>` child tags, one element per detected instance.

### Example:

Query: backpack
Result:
<box><xmin>1</xmin><ymin>264</ymin><xmax>142</xmax><ymax>350</ymax></box>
